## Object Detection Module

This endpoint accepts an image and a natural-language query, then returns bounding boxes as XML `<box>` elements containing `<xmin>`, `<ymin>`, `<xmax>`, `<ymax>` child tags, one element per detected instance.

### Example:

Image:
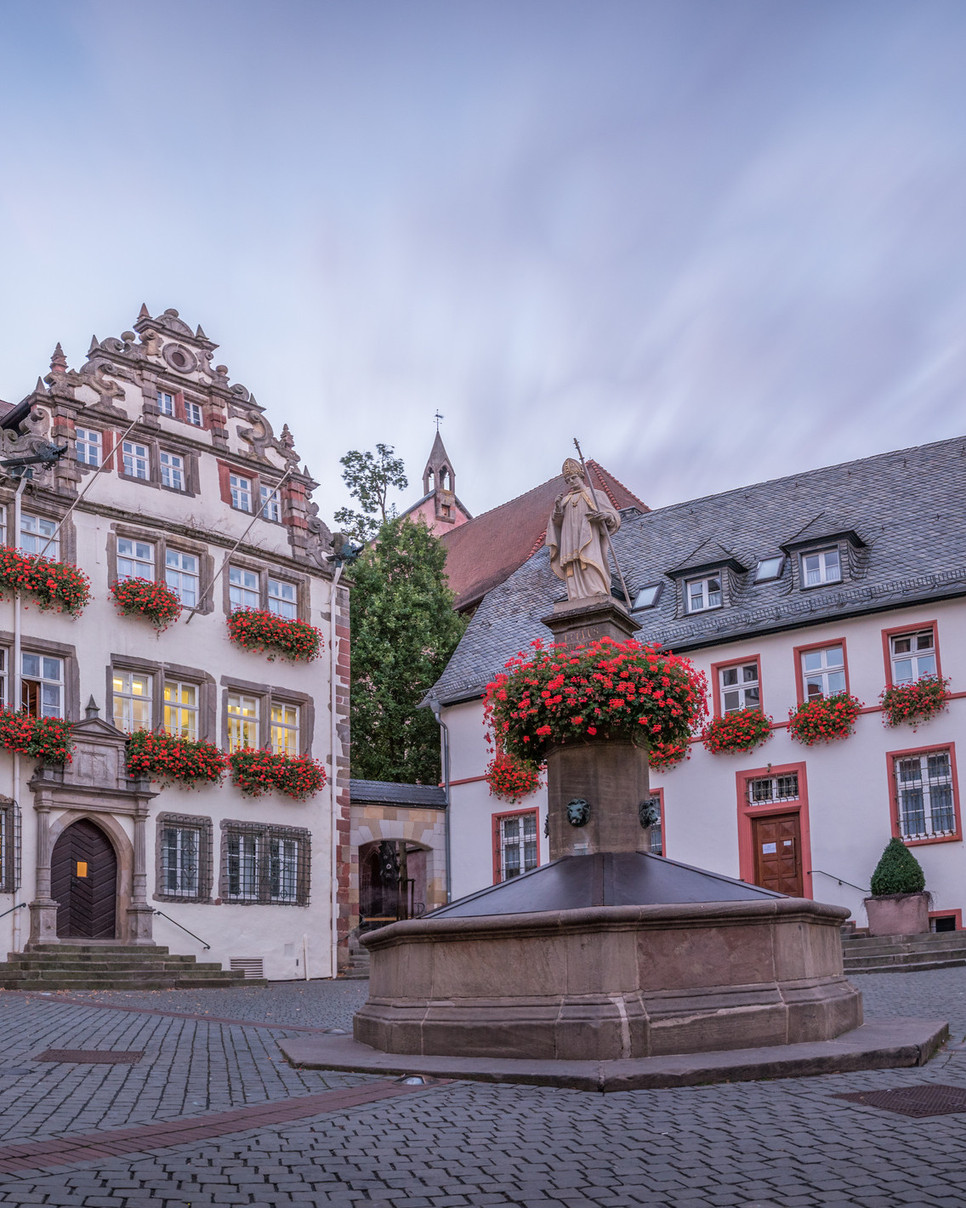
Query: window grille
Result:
<box><xmin>895</xmin><ymin>751</ymin><xmax>956</xmax><ymax>841</ymax></box>
<box><xmin>0</xmin><ymin>800</ymin><xmax>21</xmax><ymax>894</ymax></box>
<box><xmin>748</xmin><ymin>773</ymin><xmax>800</xmax><ymax>806</ymax></box>
<box><xmin>498</xmin><ymin>812</ymin><xmax>538</xmax><ymax>880</ymax></box>
<box><xmin>221</xmin><ymin>822</ymin><xmax>310</xmax><ymax>905</ymax></box>
<box><xmin>156</xmin><ymin>814</ymin><xmax>212</xmax><ymax>902</ymax></box>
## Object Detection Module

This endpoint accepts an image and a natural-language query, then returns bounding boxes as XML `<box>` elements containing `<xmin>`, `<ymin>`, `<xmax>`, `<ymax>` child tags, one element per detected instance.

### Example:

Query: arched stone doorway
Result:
<box><xmin>50</xmin><ymin>819</ymin><xmax>118</xmax><ymax>939</ymax></box>
<box><xmin>359</xmin><ymin>840</ymin><xmax>429</xmax><ymax>930</ymax></box>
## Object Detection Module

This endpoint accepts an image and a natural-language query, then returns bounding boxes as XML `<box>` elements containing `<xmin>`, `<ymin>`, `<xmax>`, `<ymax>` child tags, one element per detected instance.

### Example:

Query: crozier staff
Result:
<box><xmin>547</xmin><ymin>457</ymin><xmax>620</xmax><ymax>600</ymax></box>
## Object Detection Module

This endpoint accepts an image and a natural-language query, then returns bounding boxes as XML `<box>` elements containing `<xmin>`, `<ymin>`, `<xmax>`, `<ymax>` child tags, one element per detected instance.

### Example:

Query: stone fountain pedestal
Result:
<box><xmin>353</xmin><ymin>595</ymin><xmax>862</xmax><ymax>1061</ymax></box>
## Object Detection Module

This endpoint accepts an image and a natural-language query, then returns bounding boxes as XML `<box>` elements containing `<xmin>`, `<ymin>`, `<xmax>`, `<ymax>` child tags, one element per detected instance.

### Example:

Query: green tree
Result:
<box><xmin>349</xmin><ymin>516</ymin><xmax>466</xmax><ymax>783</ymax></box>
<box><xmin>334</xmin><ymin>443</ymin><xmax>408</xmax><ymax>543</ymax></box>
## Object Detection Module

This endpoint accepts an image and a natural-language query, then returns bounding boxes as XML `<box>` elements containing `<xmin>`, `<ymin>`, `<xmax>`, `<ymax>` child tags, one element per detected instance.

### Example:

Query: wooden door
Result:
<box><xmin>51</xmin><ymin>820</ymin><xmax>117</xmax><ymax>939</ymax></box>
<box><xmin>751</xmin><ymin>813</ymin><xmax>803</xmax><ymax>896</ymax></box>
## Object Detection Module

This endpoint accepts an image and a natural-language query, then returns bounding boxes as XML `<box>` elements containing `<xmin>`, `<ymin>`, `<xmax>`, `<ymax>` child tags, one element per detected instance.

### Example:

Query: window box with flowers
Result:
<box><xmin>788</xmin><ymin>692</ymin><xmax>862</xmax><ymax>746</ymax></box>
<box><xmin>226</xmin><ymin>609</ymin><xmax>322</xmax><ymax>662</ymax></box>
<box><xmin>110</xmin><ymin>579</ymin><xmax>182</xmax><ymax>632</ymax></box>
<box><xmin>0</xmin><ymin>548</ymin><xmax>91</xmax><ymax>616</ymax></box>
<box><xmin>702</xmin><ymin>709</ymin><xmax>773</xmax><ymax>756</ymax></box>
<box><xmin>229</xmin><ymin>748</ymin><xmax>326</xmax><ymax>800</ymax></box>
<box><xmin>485</xmin><ymin>751</ymin><xmax>543</xmax><ymax>803</ymax></box>
<box><xmin>880</xmin><ymin>675</ymin><xmax>950</xmax><ymax>730</ymax></box>
<box><xmin>125</xmin><ymin>730</ymin><xmax>226</xmax><ymax>787</ymax></box>
<box><xmin>484</xmin><ymin>637</ymin><xmax>708</xmax><ymax>761</ymax></box>
<box><xmin>0</xmin><ymin>710</ymin><xmax>73</xmax><ymax>764</ymax></box>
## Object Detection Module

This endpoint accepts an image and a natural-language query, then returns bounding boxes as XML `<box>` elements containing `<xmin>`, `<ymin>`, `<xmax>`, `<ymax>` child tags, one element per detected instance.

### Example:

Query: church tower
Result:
<box><xmin>421</xmin><ymin>430</ymin><xmax>470</xmax><ymax>527</ymax></box>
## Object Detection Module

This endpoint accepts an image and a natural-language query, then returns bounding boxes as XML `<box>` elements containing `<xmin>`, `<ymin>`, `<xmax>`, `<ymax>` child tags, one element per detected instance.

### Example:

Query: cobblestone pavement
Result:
<box><xmin>2</xmin><ymin>971</ymin><xmax>966</xmax><ymax>1206</ymax></box>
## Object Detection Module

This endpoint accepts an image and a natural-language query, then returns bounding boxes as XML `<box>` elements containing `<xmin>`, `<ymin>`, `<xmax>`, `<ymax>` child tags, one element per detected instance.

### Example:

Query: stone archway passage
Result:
<box><xmin>51</xmin><ymin>819</ymin><xmax>117</xmax><ymax>939</ymax></box>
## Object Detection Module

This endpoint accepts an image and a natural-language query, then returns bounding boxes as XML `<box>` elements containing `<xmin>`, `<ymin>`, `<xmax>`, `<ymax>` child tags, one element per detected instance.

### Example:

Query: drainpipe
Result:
<box><xmin>430</xmin><ymin>701</ymin><xmax>452</xmax><ymax>904</ymax></box>
<box><xmin>329</xmin><ymin>562</ymin><xmax>345</xmax><ymax>978</ymax></box>
<box><xmin>10</xmin><ymin>475</ymin><xmax>27</xmax><ymax>953</ymax></box>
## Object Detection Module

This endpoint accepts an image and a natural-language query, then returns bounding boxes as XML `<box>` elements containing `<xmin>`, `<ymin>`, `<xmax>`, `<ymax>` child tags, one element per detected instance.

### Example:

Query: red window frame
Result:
<box><xmin>710</xmin><ymin>655</ymin><xmax>763</xmax><ymax>719</ymax></box>
<box><xmin>793</xmin><ymin>636</ymin><xmax>850</xmax><ymax>706</ymax></box>
<box><xmin>886</xmin><ymin>741</ymin><xmax>961</xmax><ymax>847</ymax></box>
<box><xmin>880</xmin><ymin>620</ymin><xmax>942</xmax><ymax>690</ymax></box>
<box><xmin>491</xmin><ymin>807</ymin><xmax>540</xmax><ymax>884</ymax></box>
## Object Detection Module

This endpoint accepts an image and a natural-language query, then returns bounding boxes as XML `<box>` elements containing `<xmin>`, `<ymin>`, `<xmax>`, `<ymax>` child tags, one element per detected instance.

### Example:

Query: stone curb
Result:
<box><xmin>278</xmin><ymin>1015</ymin><xmax>949</xmax><ymax>1092</ymax></box>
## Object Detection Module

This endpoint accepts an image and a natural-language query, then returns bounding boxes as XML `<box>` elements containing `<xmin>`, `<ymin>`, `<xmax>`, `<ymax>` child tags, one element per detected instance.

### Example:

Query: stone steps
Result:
<box><xmin>843</xmin><ymin>931</ymin><xmax>966</xmax><ymax>974</ymax></box>
<box><xmin>0</xmin><ymin>943</ymin><xmax>262</xmax><ymax>990</ymax></box>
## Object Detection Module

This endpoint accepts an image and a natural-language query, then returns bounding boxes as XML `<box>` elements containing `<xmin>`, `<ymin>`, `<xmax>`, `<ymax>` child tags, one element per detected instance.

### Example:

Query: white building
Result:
<box><xmin>0</xmin><ymin>307</ymin><xmax>351</xmax><ymax>982</ymax></box>
<box><xmin>431</xmin><ymin>436</ymin><xmax>966</xmax><ymax>933</ymax></box>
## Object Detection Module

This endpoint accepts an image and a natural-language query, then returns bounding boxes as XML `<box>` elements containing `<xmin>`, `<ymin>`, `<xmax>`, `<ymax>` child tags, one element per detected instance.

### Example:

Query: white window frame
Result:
<box><xmin>228</xmin><ymin>566</ymin><xmax>260</xmax><ymax>611</ymax></box>
<box><xmin>890</xmin><ymin>629</ymin><xmax>937</xmax><ymax>685</ymax></box>
<box><xmin>22</xmin><ymin>653</ymin><xmax>64</xmax><ymax>719</ymax></box>
<box><xmin>20</xmin><ymin>513</ymin><xmax>59</xmax><ymax>559</ymax></box>
<box><xmin>161</xmin><ymin>824</ymin><xmax>200</xmax><ymax>897</ymax></box>
<box><xmin>160</xmin><ymin>450</ymin><xmax>185</xmax><ymax>491</ymax></box>
<box><xmin>76</xmin><ymin>427</ymin><xmax>102</xmax><ymax>467</ymax></box>
<box><xmin>163</xmin><ymin>680</ymin><xmax>199</xmax><ymax>741</ymax></box>
<box><xmin>227</xmin><ymin>693</ymin><xmax>260</xmax><ymax>752</ymax></box>
<box><xmin>748</xmin><ymin>773</ymin><xmax>800</xmax><ymax>806</ymax></box>
<box><xmin>117</xmin><ymin>536</ymin><xmax>155</xmax><ymax>581</ymax></box>
<box><xmin>894</xmin><ymin>750</ymin><xmax>956</xmax><ymax>841</ymax></box>
<box><xmin>260</xmin><ymin>485</ymin><xmax>282</xmax><ymax>522</ymax></box>
<box><xmin>164</xmin><ymin>549</ymin><xmax>200</xmax><ymax>608</ymax></box>
<box><xmin>719</xmin><ymin>661</ymin><xmax>761</xmax><ymax>713</ymax></box>
<box><xmin>267</xmin><ymin>577</ymin><xmax>298</xmax><ymax>619</ymax></box>
<box><xmin>122</xmin><ymin>440</ymin><xmax>150</xmax><ymax>480</ymax></box>
<box><xmin>686</xmin><ymin>573</ymin><xmax>722</xmax><ymax>613</ymax></box>
<box><xmin>497</xmin><ymin>811</ymin><xmax>538</xmax><ymax>881</ymax></box>
<box><xmin>184</xmin><ymin>400</ymin><xmax>204</xmax><ymax>427</ymax></box>
<box><xmin>270</xmin><ymin>701</ymin><xmax>300</xmax><ymax>756</ymax></box>
<box><xmin>157</xmin><ymin>390</ymin><xmax>176</xmax><ymax>417</ymax></box>
<box><xmin>229</xmin><ymin>474</ymin><xmax>253</xmax><ymax>512</ymax></box>
<box><xmin>801</xmin><ymin>548</ymin><xmax>842</xmax><ymax>587</ymax></box>
<box><xmin>801</xmin><ymin>645</ymin><xmax>846</xmax><ymax>700</ymax></box>
<box><xmin>113</xmin><ymin>669</ymin><xmax>153</xmax><ymax>732</ymax></box>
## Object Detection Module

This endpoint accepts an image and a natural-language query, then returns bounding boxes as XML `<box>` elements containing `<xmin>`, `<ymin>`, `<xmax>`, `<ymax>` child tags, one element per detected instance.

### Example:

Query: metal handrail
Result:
<box><xmin>809</xmin><ymin>869</ymin><xmax>870</xmax><ymax>895</ymax></box>
<box><xmin>0</xmin><ymin>902</ymin><xmax>27</xmax><ymax>922</ymax></box>
<box><xmin>152</xmin><ymin>909</ymin><xmax>211</xmax><ymax>949</ymax></box>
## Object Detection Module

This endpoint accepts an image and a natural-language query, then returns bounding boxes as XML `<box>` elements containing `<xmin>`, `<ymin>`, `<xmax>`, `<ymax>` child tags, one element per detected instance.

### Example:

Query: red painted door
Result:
<box><xmin>752</xmin><ymin>813</ymin><xmax>803</xmax><ymax>896</ymax></box>
<box><xmin>51</xmin><ymin>820</ymin><xmax>117</xmax><ymax>939</ymax></box>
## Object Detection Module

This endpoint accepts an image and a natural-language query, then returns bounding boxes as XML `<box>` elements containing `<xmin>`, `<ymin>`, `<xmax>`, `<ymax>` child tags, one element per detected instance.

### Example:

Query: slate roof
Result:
<box><xmin>350</xmin><ymin>779</ymin><xmax>446</xmax><ymax>808</ymax></box>
<box><xmin>439</xmin><ymin>460</ymin><xmax>647</xmax><ymax>612</ymax></box>
<box><xmin>428</xmin><ymin>435</ymin><xmax>966</xmax><ymax>704</ymax></box>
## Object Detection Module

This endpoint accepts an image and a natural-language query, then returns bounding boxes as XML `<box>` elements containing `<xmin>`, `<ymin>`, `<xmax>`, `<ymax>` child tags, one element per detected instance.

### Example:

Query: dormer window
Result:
<box><xmin>755</xmin><ymin>556</ymin><xmax>784</xmax><ymax>583</ymax></box>
<box><xmin>632</xmin><ymin>583</ymin><xmax>662</xmax><ymax>611</ymax></box>
<box><xmin>800</xmin><ymin>548</ymin><xmax>841</xmax><ymax>586</ymax></box>
<box><xmin>686</xmin><ymin>574</ymin><xmax>722</xmax><ymax>613</ymax></box>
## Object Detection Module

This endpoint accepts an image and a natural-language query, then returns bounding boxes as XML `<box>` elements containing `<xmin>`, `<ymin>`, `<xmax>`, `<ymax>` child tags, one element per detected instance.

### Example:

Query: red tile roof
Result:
<box><xmin>440</xmin><ymin>460</ymin><xmax>647</xmax><ymax>611</ymax></box>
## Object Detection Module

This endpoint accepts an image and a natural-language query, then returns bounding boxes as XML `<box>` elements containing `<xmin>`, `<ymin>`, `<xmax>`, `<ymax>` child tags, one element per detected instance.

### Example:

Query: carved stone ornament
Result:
<box><xmin>566</xmin><ymin>798</ymin><xmax>591</xmax><ymax>828</ymax></box>
<box><xmin>305</xmin><ymin>500</ymin><xmax>336</xmax><ymax>563</ymax></box>
<box><xmin>638</xmin><ymin>799</ymin><xmax>660</xmax><ymax>830</ymax></box>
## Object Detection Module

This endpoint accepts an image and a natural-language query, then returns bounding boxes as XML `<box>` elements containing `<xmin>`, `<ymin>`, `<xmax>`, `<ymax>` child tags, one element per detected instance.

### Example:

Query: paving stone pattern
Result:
<box><xmin>2</xmin><ymin>970</ymin><xmax>966</xmax><ymax>1205</ymax></box>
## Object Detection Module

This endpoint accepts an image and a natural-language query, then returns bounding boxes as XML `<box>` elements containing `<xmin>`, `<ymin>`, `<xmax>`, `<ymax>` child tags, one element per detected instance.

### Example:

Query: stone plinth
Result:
<box><xmin>541</xmin><ymin>594</ymin><xmax>638</xmax><ymax>652</ymax></box>
<box><xmin>547</xmin><ymin>741</ymin><xmax>651</xmax><ymax>858</ymax></box>
<box><xmin>354</xmin><ymin>895</ymin><xmax>862</xmax><ymax>1060</ymax></box>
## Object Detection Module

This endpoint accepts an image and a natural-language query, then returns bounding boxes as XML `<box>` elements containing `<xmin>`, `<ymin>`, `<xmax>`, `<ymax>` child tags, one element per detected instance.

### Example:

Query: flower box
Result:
<box><xmin>648</xmin><ymin>739</ymin><xmax>689</xmax><ymax>773</ymax></box>
<box><xmin>125</xmin><ymin>730</ymin><xmax>226</xmax><ymax>787</ymax></box>
<box><xmin>229</xmin><ymin>748</ymin><xmax>326</xmax><ymax>799</ymax></box>
<box><xmin>485</xmin><ymin>751</ymin><xmax>542</xmax><ymax>803</ymax></box>
<box><xmin>0</xmin><ymin>709</ymin><xmax>73</xmax><ymax>764</ymax></box>
<box><xmin>702</xmin><ymin>708</ymin><xmax>772</xmax><ymax>755</ymax></box>
<box><xmin>484</xmin><ymin>637</ymin><xmax>708</xmax><ymax>764</ymax></box>
<box><xmin>110</xmin><ymin>578</ymin><xmax>182</xmax><ymax>632</ymax></box>
<box><xmin>226</xmin><ymin>608</ymin><xmax>322</xmax><ymax>662</ymax></box>
<box><xmin>0</xmin><ymin>547</ymin><xmax>91</xmax><ymax>616</ymax></box>
<box><xmin>879</xmin><ymin>675</ymin><xmax>949</xmax><ymax>730</ymax></box>
<box><xmin>787</xmin><ymin>692</ymin><xmax>862</xmax><ymax>746</ymax></box>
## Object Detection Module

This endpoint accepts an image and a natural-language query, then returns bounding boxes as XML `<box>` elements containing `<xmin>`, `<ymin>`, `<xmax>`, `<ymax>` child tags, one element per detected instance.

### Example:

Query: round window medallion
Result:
<box><xmin>163</xmin><ymin>344</ymin><xmax>196</xmax><ymax>372</ymax></box>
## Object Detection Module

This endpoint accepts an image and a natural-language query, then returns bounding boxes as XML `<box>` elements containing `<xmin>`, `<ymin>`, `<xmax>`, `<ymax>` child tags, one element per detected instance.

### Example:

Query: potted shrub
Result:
<box><xmin>864</xmin><ymin>837</ymin><xmax>930</xmax><ymax>936</ymax></box>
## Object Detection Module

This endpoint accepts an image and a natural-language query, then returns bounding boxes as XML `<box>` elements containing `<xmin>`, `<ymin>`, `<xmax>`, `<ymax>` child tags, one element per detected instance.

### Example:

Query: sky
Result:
<box><xmin>2</xmin><ymin>1</ymin><xmax>966</xmax><ymax>526</ymax></box>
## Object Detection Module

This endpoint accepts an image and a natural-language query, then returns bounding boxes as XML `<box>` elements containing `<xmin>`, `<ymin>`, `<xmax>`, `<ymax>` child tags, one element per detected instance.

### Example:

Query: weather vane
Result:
<box><xmin>434</xmin><ymin>411</ymin><xmax>444</xmax><ymax>431</ymax></box>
